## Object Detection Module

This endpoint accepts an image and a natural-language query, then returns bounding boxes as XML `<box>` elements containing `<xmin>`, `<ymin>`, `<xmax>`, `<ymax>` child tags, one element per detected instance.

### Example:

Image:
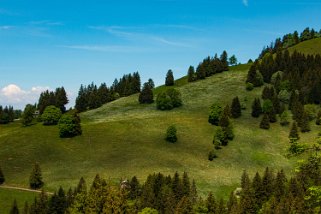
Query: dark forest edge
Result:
<box><xmin>6</xmin><ymin>151</ymin><xmax>321</xmax><ymax>213</ymax></box>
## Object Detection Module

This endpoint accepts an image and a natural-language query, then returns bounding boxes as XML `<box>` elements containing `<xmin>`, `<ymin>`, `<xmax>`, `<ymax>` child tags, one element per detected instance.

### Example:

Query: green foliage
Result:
<box><xmin>251</xmin><ymin>98</ymin><xmax>262</xmax><ymax>118</ymax></box>
<box><xmin>213</xmin><ymin>126</ymin><xmax>228</xmax><ymax>147</ymax></box>
<box><xmin>278</xmin><ymin>89</ymin><xmax>290</xmax><ymax>104</ymax></box>
<box><xmin>280</xmin><ymin>110</ymin><xmax>290</xmax><ymax>126</ymax></box>
<box><xmin>305</xmin><ymin>104</ymin><xmax>318</xmax><ymax>121</ymax></box>
<box><xmin>208</xmin><ymin>150</ymin><xmax>217</xmax><ymax>161</ymax></box>
<box><xmin>0</xmin><ymin>166</ymin><xmax>5</xmax><ymax>185</ymax></box>
<box><xmin>22</xmin><ymin>104</ymin><xmax>35</xmax><ymax>126</ymax></box>
<box><xmin>166</xmin><ymin>125</ymin><xmax>177</xmax><ymax>143</ymax></box>
<box><xmin>0</xmin><ymin>105</ymin><xmax>15</xmax><ymax>124</ymax></box>
<box><xmin>187</xmin><ymin>66</ymin><xmax>196</xmax><ymax>82</ymax></box>
<box><xmin>289</xmin><ymin>122</ymin><xmax>299</xmax><ymax>140</ymax></box>
<box><xmin>316</xmin><ymin>110</ymin><xmax>321</xmax><ymax>125</ymax></box>
<box><xmin>165</xmin><ymin>69</ymin><xmax>175</xmax><ymax>86</ymax></box>
<box><xmin>300</xmin><ymin>111</ymin><xmax>311</xmax><ymax>133</ymax></box>
<box><xmin>228</xmin><ymin>55</ymin><xmax>238</xmax><ymax>66</ymax></box>
<box><xmin>262</xmin><ymin>99</ymin><xmax>273</xmax><ymax>113</ymax></box>
<box><xmin>208</xmin><ymin>103</ymin><xmax>222</xmax><ymax>125</ymax></box>
<box><xmin>41</xmin><ymin>105</ymin><xmax>62</xmax><ymax>126</ymax></box>
<box><xmin>156</xmin><ymin>88</ymin><xmax>182</xmax><ymax>110</ymax></box>
<box><xmin>139</xmin><ymin>82</ymin><xmax>154</xmax><ymax>104</ymax></box>
<box><xmin>10</xmin><ymin>199</ymin><xmax>19</xmax><ymax>214</ymax></box>
<box><xmin>139</xmin><ymin>207</ymin><xmax>159</xmax><ymax>214</ymax></box>
<box><xmin>260</xmin><ymin>114</ymin><xmax>270</xmax><ymax>129</ymax></box>
<box><xmin>288</xmin><ymin>140</ymin><xmax>306</xmax><ymax>155</ymax></box>
<box><xmin>231</xmin><ymin>96</ymin><xmax>241</xmax><ymax>118</ymax></box>
<box><xmin>246</xmin><ymin>82</ymin><xmax>254</xmax><ymax>91</ymax></box>
<box><xmin>58</xmin><ymin>111</ymin><xmax>82</xmax><ymax>138</ymax></box>
<box><xmin>29</xmin><ymin>163</ymin><xmax>44</xmax><ymax>190</ymax></box>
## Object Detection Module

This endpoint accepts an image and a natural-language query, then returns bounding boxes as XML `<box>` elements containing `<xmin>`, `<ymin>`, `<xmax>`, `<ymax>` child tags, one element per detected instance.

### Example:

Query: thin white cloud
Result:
<box><xmin>242</xmin><ymin>0</ymin><xmax>248</xmax><ymax>6</ymax></box>
<box><xmin>60</xmin><ymin>45</ymin><xmax>151</xmax><ymax>53</ymax></box>
<box><xmin>0</xmin><ymin>25</ymin><xmax>14</xmax><ymax>30</ymax></box>
<box><xmin>29</xmin><ymin>20</ymin><xmax>63</xmax><ymax>26</ymax></box>
<box><xmin>0</xmin><ymin>84</ymin><xmax>50</xmax><ymax>109</ymax></box>
<box><xmin>89</xmin><ymin>25</ymin><xmax>192</xmax><ymax>48</ymax></box>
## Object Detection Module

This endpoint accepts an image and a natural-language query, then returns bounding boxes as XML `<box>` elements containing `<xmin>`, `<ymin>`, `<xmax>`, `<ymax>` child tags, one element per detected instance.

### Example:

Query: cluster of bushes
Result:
<box><xmin>156</xmin><ymin>88</ymin><xmax>182</xmax><ymax>110</ymax></box>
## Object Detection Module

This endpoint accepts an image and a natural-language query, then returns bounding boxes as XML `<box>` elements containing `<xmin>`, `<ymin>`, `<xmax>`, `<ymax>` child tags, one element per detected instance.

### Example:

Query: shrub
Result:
<box><xmin>280</xmin><ymin>111</ymin><xmax>290</xmax><ymax>126</ymax></box>
<box><xmin>262</xmin><ymin>99</ymin><xmax>273</xmax><ymax>113</ymax></box>
<box><xmin>246</xmin><ymin>82</ymin><xmax>254</xmax><ymax>91</ymax></box>
<box><xmin>304</xmin><ymin>104</ymin><xmax>317</xmax><ymax>121</ymax></box>
<box><xmin>208</xmin><ymin>103</ymin><xmax>222</xmax><ymax>126</ymax></box>
<box><xmin>231</xmin><ymin>96</ymin><xmax>241</xmax><ymax>118</ymax></box>
<box><xmin>208</xmin><ymin>150</ymin><xmax>217</xmax><ymax>161</ymax></box>
<box><xmin>166</xmin><ymin>125</ymin><xmax>177</xmax><ymax>143</ymax></box>
<box><xmin>58</xmin><ymin>111</ymin><xmax>82</xmax><ymax>138</ymax></box>
<box><xmin>41</xmin><ymin>105</ymin><xmax>62</xmax><ymax>125</ymax></box>
<box><xmin>156</xmin><ymin>89</ymin><xmax>182</xmax><ymax>110</ymax></box>
<box><xmin>213</xmin><ymin>127</ymin><xmax>228</xmax><ymax>146</ymax></box>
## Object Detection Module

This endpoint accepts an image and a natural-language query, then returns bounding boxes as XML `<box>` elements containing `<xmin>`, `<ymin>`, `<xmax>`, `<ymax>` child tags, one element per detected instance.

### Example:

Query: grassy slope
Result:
<box><xmin>0</xmin><ymin>189</ymin><xmax>38</xmax><ymax>213</ymax></box>
<box><xmin>2</xmin><ymin>63</ymin><xmax>319</xmax><ymax>201</ymax></box>
<box><xmin>288</xmin><ymin>37</ymin><xmax>321</xmax><ymax>55</ymax></box>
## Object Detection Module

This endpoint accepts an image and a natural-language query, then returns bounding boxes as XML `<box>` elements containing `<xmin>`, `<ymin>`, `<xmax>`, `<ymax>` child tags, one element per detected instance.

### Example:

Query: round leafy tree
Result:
<box><xmin>29</xmin><ymin>163</ymin><xmax>44</xmax><ymax>189</ymax></box>
<box><xmin>166</xmin><ymin>125</ymin><xmax>177</xmax><ymax>143</ymax></box>
<box><xmin>22</xmin><ymin>104</ymin><xmax>35</xmax><ymax>126</ymax></box>
<box><xmin>41</xmin><ymin>105</ymin><xmax>62</xmax><ymax>125</ymax></box>
<box><xmin>156</xmin><ymin>88</ymin><xmax>182</xmax><ymax>110</ymax></box>
<box><xmin>58</xmin><ymin>110</ymin><xmax>82</xmax><ymax>138</ymax></box>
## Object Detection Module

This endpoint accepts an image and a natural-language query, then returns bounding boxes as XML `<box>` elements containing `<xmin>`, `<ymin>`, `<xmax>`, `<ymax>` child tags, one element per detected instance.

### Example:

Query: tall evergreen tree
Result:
<box><xmin>55</xmin><ymin>87</ymin><xmax>69</xmax><ymax>113</ymax></box>
<box><xmin>206</xmin><ymin>192</ymin><xmax>216</xmax><ymax>214</ymax></box>
<box><xmin>139</xmin><ymin>82</ymin><xmax>154</xmax><ymax>104</ymax></box>
<box><xmin>29</xmin><ymin>163</ymin><xmax>44</xmax><ymax>189</ymax></box>
<box><xmin>10</xmin><ymin>199</ymin><xmax>19</xmax><ymax>214</ymax></box>
<box><xmin>0</xmin><ymin>165</ymin><xmax>5</xmax><ymax>185</ymax></box>
<box><xmin>165</xmin><ymin>69</ymin><xmax>175</xmax><ymax>86</ymax></box>
<box><xmin>251</xmin><ymin>98</ymin><xmax>262</xmax><ymax>118</ymax></box>
<box><xmin>22</xmin><ymin>104</ymin><xmax>35</xmax><ymax>126</ymax></box>
<box><xmin>289</xmin><ymin>122</ymin><xmax>299</xmax><ymax>140</ymax></box>
<box><xmin>231</xmin><ymin>96</ymin><xmax>241</xmax><ymax>118</ymax></box>
<box><xmin>260</xmin><ymin>114</ymin><xmax>270</xmax><ymax>129</ymax></box>
<box><xmin>220</xmin><ymin>50</ymin><xmax>229</xmax><ymax>71</ymax></box>
<box><xmin>300</xmin><ymin>111</ymin><xmax>311</xmax><ymax>132</ymax></box>
<box><xmin>187</xmin><ymin>66</ymin><xmax>196</xmax><ymax>82</ymax></box>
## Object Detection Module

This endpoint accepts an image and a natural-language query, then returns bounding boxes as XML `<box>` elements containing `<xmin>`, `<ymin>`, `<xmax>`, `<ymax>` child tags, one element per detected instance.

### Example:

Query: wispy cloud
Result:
<box><xmin>242</xmin><ymin>0</ymin><xmax>248</xmax><ymax>7</ymax></box>
<box><xmin>0</xmin><ymin>25</ymin><xmax>14</xmax><ymax>30</ymax></box>
<box><xmin>60</xmin><ymin>45</ymin><xmax>151</xmax><ymax>53</ymax></box>
<box><xmin>89</xmin><ymin>25</ymin><xmax>193</xmax><ymax>48</ymax></box>
<box><xmin>29</xmin><ymin>20</ymin><xmax>64</xmax><ymax>26</ymax></box>
<box><xmin>0</xmin><ymin>8</ymin><xmax>19</xmax><ymax>16</ymax></box>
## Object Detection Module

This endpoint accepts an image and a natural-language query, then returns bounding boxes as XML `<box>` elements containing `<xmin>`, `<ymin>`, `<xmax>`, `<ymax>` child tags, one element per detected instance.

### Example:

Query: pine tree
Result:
<box><xmin>165</xmin><ymin>69</ymin><xmax>174</xmax><ymax>86</ymax></box>
<box><xmin>220</xmin><ymin>50</ymin><xmax>229</xmax><ymax>71</ymax></box>
<box><xmin>268</xmin><ymin>107</ymin><xmax>277</xmax><ymax>123</ymax></box>
<box><xmin>316</xmin><ymin>110</ymin><xmax>321</xmax><ymax>125</ymax></box>
<box><xmin>22</xmin><ymin>104</ymin><xmax>35</xmax><ymax>126</ymax></box>
<box><xmin>219</xmin><ymin>107</ymin><xmax>230</xmax><ymax>128</ymax></box>
<box><xmin>139</xmin><ymin>82</ymin><xmax>154</xmax><ymax>104</ymax></box>
<box><xmin>289</xmin><ymin>122</ymin><xmax>299</xmax><ymax>140</ymax></box>
<box><xmin>274</xmin><ymin>170</ymin><xmax>287</xmax><ymax>201</ymax></box>
<box><xmin>0</xmin><ymin>165</ymin><xmax>5</xmax><ymax>185</ymax></box>
<box><xmin>300</xmin><ymin>111</ymin><xmax>310</xmax><ymax>132</ymax></box>
<box><xmin>231</xmin><ymin>96</ymin><xmax>241</xmax><ymax>118</ymax></box>
<box><xmin>252</xmin><ymin>172</ymin><xmax>264</xmax><ymax>208</ymax></box>
<box><xmin>175</xmin><ymin>196</ymin><xmax>193</xmax><ymax>214</ymax></box>
<box><xmin>190</xmin><ymin>180</ymin><xmax>197</xmax><ymax>204</ymax></box>
<box><xmin>172</xmin><ymin>172</ymin><xmax>183</xmax><ymax>203</ymax></box>
<box><xmin>251</xmin><ymin>98</ymin><xmax>262</xmax><ymax>118</ymax></box>
<box><xmin>55</xmin><ymin>87</ymin><xmax>69</xmax><ymax>113</ymax></box>
<box><xmin>29</xmin><ymin>163</ymin><xmax>44</xmax><ymax>189</ymax></box>
<box><xmin>22</xmin><ymin>201</ymin><xmax>29</xmax><ymax>214</ymax></box>
<box><xmin>10</xmin><ymin>199</ymin><xmax>19</xmax><ymax>214</ymax></box>
<box><xmin>206</xmin><ymin>192</ymin><xmax>216</xmax><ymax>214</ymax></box>
<box><xmin>260</xmin><ymin>114</ymin><xmax>270</xmax><ymax>129</ymax></box>
<box><xmin>187</xmin><ymin>66</ymin><xmax>195</xmax><ymax>82</ymax></box>
<box><xmin>241</xmin><ymin>170</ymin><xmax>250</xmax><ymax>189</ymax></box>
<box><xmin>182</xmin><ymin>172</ymin><xmax>190</xmax><ymax>197</ymax></box>
<box><xmin>262</xmin><ymin>167</ymin><xmax>275</xmax><ymax>202</ymax></box>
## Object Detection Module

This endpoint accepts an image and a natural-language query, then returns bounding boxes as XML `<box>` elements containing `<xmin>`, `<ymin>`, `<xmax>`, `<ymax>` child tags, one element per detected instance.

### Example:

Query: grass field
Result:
<box><xmin>2</xmin><ymin>63</ymin><xmax>320</xmax><ymax>202</ymax></box>
<box><xmin>0</xmin><ymin>188</ymin><xmax>38</xmax><ymax>213</ymax></box>
<box><xmin>288</xmin><ymin>37</ymin><xmax>321</xmax><ymax>55</ymax></box>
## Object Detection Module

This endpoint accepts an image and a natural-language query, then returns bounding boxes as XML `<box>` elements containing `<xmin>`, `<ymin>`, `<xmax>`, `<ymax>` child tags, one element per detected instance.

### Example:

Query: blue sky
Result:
<box><xmin>1</xmin><ymin>0</ymin><xmax>321</xmax><ymax>109</ymax></box>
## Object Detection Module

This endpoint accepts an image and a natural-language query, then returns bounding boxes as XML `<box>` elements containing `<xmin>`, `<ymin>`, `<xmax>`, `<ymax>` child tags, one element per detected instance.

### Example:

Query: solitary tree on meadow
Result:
<box><xmin>29</xmin><ymin>163</ymin><xmax>44</xmax><ymax>189</ymax></box>
<box><xmin>165</xmin><ymin>70</ymin><xmax>175</xmax><ymax>86</ymax></box>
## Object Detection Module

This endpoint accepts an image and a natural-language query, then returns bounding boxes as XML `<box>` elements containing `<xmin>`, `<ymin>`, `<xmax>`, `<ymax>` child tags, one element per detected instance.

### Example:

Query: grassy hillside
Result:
<box><xmin>3</xmin><ymin>63</ymin><xmax>320</xmax><ymax>203</ymax></box>
<box><xmin>288</xmin><ymin>37</ymin><xmax>321</xmax><ymax>55</ymax></box>
<box><xmin>0</xmin><ymin>188</ymin><xmax>38</xmax><ymax>213</ymax></box>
